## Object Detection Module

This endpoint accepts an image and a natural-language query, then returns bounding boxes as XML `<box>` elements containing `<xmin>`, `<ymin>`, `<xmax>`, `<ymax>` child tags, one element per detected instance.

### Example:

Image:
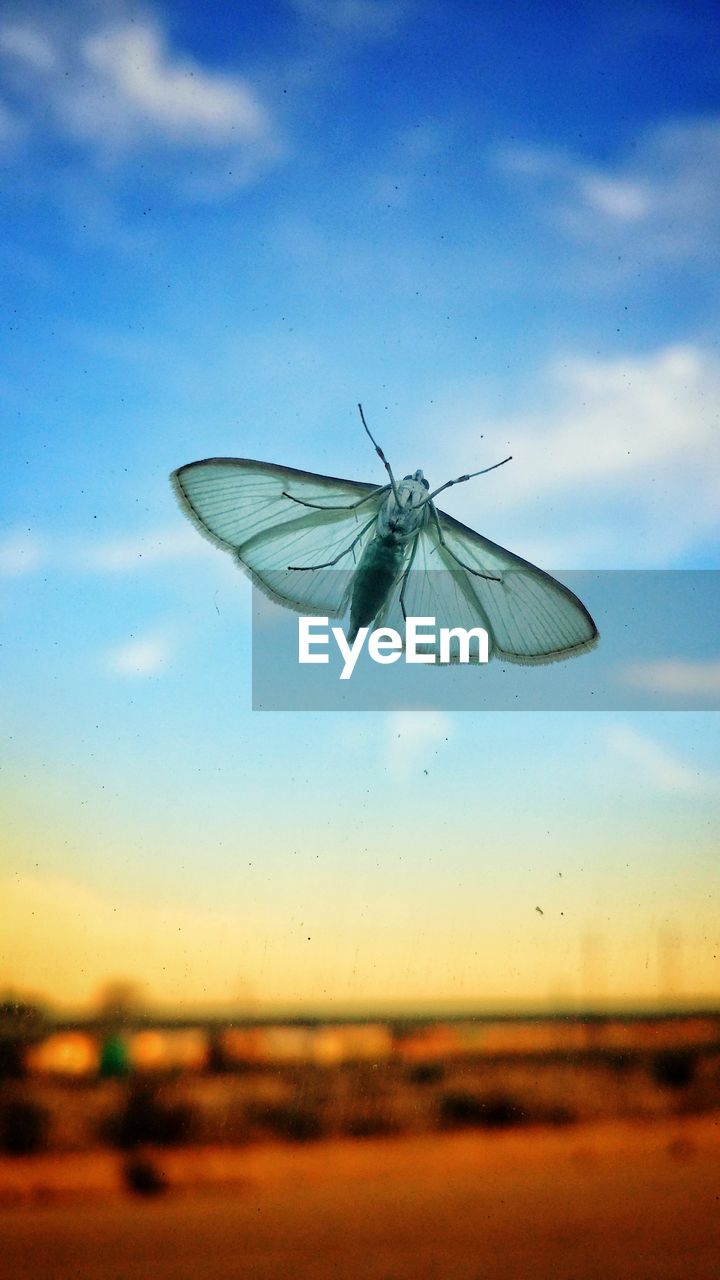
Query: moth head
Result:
<box><xmin>403</xmin><ymin>469</ymin><xmax>430</xmax><ymax>489</ymax></box>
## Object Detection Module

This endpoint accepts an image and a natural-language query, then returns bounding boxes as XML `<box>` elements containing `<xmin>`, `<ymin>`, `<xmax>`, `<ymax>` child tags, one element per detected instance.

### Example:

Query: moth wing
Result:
<box><xmin>171</xmin><ymin>458</ymin><xmax>385</xmax><ymax>616</ymax></box>
<box><xmin>377</xmin><ymin>514</ymin><xmax>598</xmax><ymax>663</ymax></box>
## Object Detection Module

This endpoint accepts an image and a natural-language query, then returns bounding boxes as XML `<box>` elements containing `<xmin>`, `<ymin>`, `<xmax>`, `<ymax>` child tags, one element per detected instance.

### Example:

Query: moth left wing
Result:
<box><xmin>377</xmin><ymin>510</ymin><xmax>598</xmax><ymax>664</ymax></box>
<box><xmin>171</xmin><ymin>457</ymin><xmax>386</xmax><ymax>616</ymax></box>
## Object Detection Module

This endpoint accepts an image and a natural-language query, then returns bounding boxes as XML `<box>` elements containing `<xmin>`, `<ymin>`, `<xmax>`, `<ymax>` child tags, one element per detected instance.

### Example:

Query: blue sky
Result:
<box><xmin>1</xmin><ymin>0</ymin><xmax>719</xmax><ymax>1013</ymax></box>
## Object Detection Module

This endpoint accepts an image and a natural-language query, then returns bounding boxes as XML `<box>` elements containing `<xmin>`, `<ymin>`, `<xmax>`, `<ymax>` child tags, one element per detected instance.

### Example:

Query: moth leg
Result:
<box><xmin>357</xmin><ymin>404</ymin><xmax>401</xmax><ymax>506</ymax></box>
<box><xmin>398</xmin><ymin>534</ymin><xmax>420</xmax><ymax>623</ymax></box>
<box><xmin>288</xmin><ymin>512</ymin><xmax>378</xmax><ymax>570</ymax></box>
<box><xmin>282</xmin><ymin>485</ymin><xmax>388</xmax><ymax>512</ymax></box>
<box><xmin>424</xmin><ymin>455</ymin><xmax>512</xmax><ymax>504</ymax></box>
<box><xmin>431</xmin><ymin>506</ymin><xmax>503</xmax><ymax>582</ymax></box>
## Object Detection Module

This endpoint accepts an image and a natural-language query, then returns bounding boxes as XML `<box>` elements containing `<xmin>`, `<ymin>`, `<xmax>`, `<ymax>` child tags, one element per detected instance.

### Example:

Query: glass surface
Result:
<box><xmin>2</xmin><ymin>2</ymin><xmax>719</xmax><ymax>1276</ymax></box>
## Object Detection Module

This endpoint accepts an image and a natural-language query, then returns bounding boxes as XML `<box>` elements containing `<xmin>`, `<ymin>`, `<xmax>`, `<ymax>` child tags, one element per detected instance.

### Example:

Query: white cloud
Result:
<box><xmin>105</xmin><ymin>629</ymin><xmax>172</xmax><ymax>677</ymax></box>
<box><xmin>577</xmin><ymin>174</ymin><xmax>651</xmax><ymax>222</ymax></box>
<box><xmin>512</xmin><ymin>345</ymin><xmax>717</xmax><ymax>491</ymax></box>
<box><xmin>497</xmin><ymin>116</ymin><xmax>720</xmax><ymax>263</ymax></box>
<box><xmin>0</xmin><ymin>22</ymin><xmax>56</xmax><ymax>70</ymax></box>
<box><xmin>0</xmin><ymin>526</ymin><xmax>45</xmax><ymax>576</ymax></box>
<box><xmin>425</xmin><ymin>343</ymin><xmax>720</xmax><ymax>567</ymax></box>
<box><xmin>75</xmin><ymin>23</ymin><xmax>266</xmax><ymax>147</ymax></box>
<box><xmin>604</xmin><ymin>723</ymin><xmax>718</xmax><ymax>794</ymax></box>
<box><xmin>81</xmin><ymin>525</ymin><xmax>213</xmax><ymax>573</ymax></box>
<box><xmin>0</xmin><ymin>14</ymin><xmax>275</xmax><ymax>192</ymax></box>
<box><xmin>0</xmin><ymin>523</ymin><xmax>221</xmax><ymax>579</ymax></box>
<box><xmin>292</xmin><ymin>0</ymin><xmax>407</xmax><ymax>36</ymax></box>
<box><xmin>622</xmin><ymin>660</ymin><xmax>720</xmax><ymax>698</ymax></box>
<box><xmin>383</xmin><ymin>711</ymin><xmax>452</xmax><ymax>777</ymax></box>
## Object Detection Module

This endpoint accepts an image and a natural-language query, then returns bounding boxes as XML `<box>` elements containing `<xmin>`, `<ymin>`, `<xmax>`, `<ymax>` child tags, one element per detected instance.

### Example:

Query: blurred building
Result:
<box><xmin>25</xmin><ymin>1031</ymin><xmax>99</xmax><ymax>1077</ymax></box>
<box><xmin>18</xmin><ymin>1013</ymin><xmax>720</xmax><ymax>1076</ymax></box>
<box><xmin>129</xmin><ymin>1028</ymin><xmax>209</xmax><ymax>1072</ymax></box>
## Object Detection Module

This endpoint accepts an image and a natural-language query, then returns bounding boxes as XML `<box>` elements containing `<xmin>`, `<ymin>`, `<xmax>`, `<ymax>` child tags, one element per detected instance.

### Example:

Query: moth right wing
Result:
<box><xmin>434</xmin><ymin>508</ymin><xmax>598</xmax><ymax>662</ymax></box>
<box><xmin>171</xmin><ymin>457</ymin><xmax>386</xmax><ymax>616</ymax></box>
<box><xmin>376</xmin><ymin>514</ymin><xmax>598</xmax><ymax>663</ymax></box>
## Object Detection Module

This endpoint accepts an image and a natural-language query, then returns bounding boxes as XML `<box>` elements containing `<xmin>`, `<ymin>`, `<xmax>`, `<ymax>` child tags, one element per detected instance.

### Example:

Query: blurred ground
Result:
<box><xmin>1</xmin><ymin>1116</ymin><xmax>718</xmax><ymax>1279</ymax></box>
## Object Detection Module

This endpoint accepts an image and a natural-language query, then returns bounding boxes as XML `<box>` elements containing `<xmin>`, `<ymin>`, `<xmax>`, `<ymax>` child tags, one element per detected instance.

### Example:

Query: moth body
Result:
<box><xmin>348</xmin><ymin>473</ymin><xmax>430</xmax><ymax>641</ymax></box>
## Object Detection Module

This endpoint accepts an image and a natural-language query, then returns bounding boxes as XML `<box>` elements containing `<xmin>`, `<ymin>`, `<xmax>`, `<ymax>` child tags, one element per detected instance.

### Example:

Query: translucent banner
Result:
<box><xmin>251</xmin><ymin>571</ymin><xmax>720</xmax><ymax>711</ymax></box>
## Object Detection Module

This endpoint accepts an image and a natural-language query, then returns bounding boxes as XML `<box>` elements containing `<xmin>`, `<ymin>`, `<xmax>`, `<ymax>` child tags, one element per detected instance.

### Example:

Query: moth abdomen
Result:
<box><xmin>347</xmin><ymin>537</ymin><xmax>408</xmax><ymax>642</ymax></box>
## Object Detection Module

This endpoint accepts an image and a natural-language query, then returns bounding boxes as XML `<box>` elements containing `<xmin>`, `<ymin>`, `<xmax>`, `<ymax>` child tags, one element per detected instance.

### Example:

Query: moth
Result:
<box><xmin>171</xmin><ymin>406</ymin><xmax>598</xmax><ymax>663</ymax></box>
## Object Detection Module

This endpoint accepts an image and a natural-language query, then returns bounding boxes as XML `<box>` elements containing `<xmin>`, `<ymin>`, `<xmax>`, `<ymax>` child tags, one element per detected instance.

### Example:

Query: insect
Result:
<box><xmin>171</xmin><ymin>405</ymin><xmax>598</xmax><ymax>663</ymax></box>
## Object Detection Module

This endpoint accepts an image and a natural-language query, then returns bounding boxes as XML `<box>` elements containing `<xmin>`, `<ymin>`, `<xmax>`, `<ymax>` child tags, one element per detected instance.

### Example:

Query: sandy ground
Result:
<box><xmin>1</xmin><ymin>1116</ymin><xmax>719</xmax><ymax>1279</ymax></box>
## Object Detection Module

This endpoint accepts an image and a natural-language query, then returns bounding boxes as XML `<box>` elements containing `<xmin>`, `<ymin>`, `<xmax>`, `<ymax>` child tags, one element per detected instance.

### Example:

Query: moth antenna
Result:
<box><xmin>424</xmin><ymin>455</ymin><xmax>512</xmax><ymax>504</ymax></box>
<box><xmin>357</xmin><ymin>403</ymin><xmax>400</xmax><ymax>504</ymax></box>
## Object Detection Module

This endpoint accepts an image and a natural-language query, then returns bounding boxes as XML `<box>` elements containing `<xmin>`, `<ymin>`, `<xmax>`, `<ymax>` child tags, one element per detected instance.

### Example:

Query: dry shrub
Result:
<box><xmin>103</xmin><ymin>1080</ymin><xmax>196</xmax><ymax>1149</ymax></box>
<box><xmin>0</xmin><ymin>1097</ymin><xmax>50</xmax><ymax>1154</ymax></box>
<box><xmin>439</xmin><ymin>1090</ymin><xmax>528</xmax><ymax>1130</ymax></box>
